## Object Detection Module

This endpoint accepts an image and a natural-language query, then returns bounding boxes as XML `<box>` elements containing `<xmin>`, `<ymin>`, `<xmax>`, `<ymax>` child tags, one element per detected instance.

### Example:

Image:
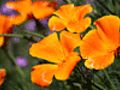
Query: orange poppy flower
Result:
<box><xmin>80</xmin><ymin>15</ymin><xmax>120</xmax><ymax>70</ymax></box>
<box><xmin>29</xmin><ymin>31</ymin><xmax>81</xmax><ymax>87</ymax></box>
<box><xmin>48</xmin><ymin>4</ymin><xmax>92</xmax><ymax>33</ymax></box>
<box><xmin>0</xmin><ymin>69</ymin><xmax>6</xmax><ymax>86</ymax></box>
<box><xmin>6</xmin><ymin>0</ymin><xmax>57</xmax><ymax>25</ymax></box>
<box><xmin>0</xmin><ymin>15</ymin><xmax>13</xmax><ymax>46</ymax></box>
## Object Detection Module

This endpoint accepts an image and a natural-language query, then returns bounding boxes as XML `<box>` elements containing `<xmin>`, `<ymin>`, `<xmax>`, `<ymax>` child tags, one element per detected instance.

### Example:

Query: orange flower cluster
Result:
<box><xmin>6</xmin><ymin>0</ymin><xmax>57</xmax><ymax>25</ymax></box>
<box><xmin>29</xmin><ymin>4</ymin><xmax>120</xmax><ymax>87</ymax></box>
<box><xmin>0</xmin><ymin>69</ymin><xmax>6</xmax><ymax>86</ymax></box>
<box><xmin>0</xmin><ymin>0</ymin><xmax>120</xmax><ymax>88</ymax></box>
<box><xmin>0</xmin><ymin>0</ymin><xmax>57</xmax><ymax>47</ymax></box>
<box><xmin>30</xmin><ymin>4</ymin><xmax>92</xmax><ymax>87</ymax></box>
<box><xmin>30</xmin><ymin>31</ymin><xmax>81</xmax><ymax>87</ymax></box>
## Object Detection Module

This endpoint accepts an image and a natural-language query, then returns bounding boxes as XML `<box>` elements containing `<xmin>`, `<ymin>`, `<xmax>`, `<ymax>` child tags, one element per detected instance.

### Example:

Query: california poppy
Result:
<box><xmin>0</xmin><ymin>69</ymin><xmax>6</xmax><ymax>86</ymax></box>
<box><xmin>29</xmin><ymin>31</ymin><xmax>81</xmax><ymax>87</ymax></box>
<box><xmin>48</xmin><ymin>4</ymin><xmax>92</xmax><ymax>33</ymax></box>
<box><xmin>0</xmin><ymin>15</ymin><xmax>13</xmax><ymax>46</ymax></box>
<box><xmin>80</xmin><ymin>15</ymin><xmax>120</xmax><ymax>70</ymax></box>
<box><xmin>6</xmin><ymin>0</ymin><xmax>57</xmax><ymax>25</ymax></box>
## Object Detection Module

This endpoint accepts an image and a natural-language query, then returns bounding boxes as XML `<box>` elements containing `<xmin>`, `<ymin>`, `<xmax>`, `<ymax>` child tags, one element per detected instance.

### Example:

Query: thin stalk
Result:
<box><xmin>0</xmin><ymin>34</ymin><xmax>23</xmax><ymax>38</ymax></box>
<box><xmin>3</xmin><ymin>44</ymin><xmax>24</xmax><ymax>78</ymax></box>
<box><xmin>0</xmin><ymin>33</ymin><xmax>39</xmax><ymax>42</ymax></box>
<box><xmin>110</xmin><ymin>71</ymin><xmax>120</xmax><ymax>77</ymax></box>
<box><xmin>66</xmin><ymin>0</ymin><xmax>72</xmax><ymax>3</ymax></box>
<box><xmin>95</xmin><ymin>72</ymin><xmax>104</xmax><ymax>83</ymax></box>
<box><xmin>95</xmin><ymin>0</ymin><xmax>116</xmax><ymax>15</ymax></box>
<box><xmin>0</xmin><ymin>31</ymin><xmax>45</xmax><ymax>39</ymax></box>
<box><xmin>92</xmin><ymin>80</ymin><xmax>107</xmax><ymax>90</ymax></box>
<box><xmin>23</xmin><ymin>30</ymin><xmax>45</xmax><ymax>38</ymax></box>
<box><xmin>103</xmin><ymin>70</ymin><xmax>116</xmax><ymax>90</ymax></box>
<box><xmin>2</xmin><ymin>42</ymin><xmax>27</xmax><ymax>90</ymax></box>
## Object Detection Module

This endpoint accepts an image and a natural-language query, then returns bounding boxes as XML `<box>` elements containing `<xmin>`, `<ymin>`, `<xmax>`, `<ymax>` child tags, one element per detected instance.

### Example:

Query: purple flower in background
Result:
<box><xmin>11</xmin><ymin>37</ymin><xmax>20</xmax><ymax>43</ymax></box>
<box><xmin>39</xmin><ymin>18</ymin><xmax>49</xmax><ymax>27</ymax></box>
<box><xmin>39</xmin><ymin>18</ymin><xmax>54</xmax><ymax>34</ymax></box>
<box><xmin>24</xmin><ymin>19</ymin><xmax>36</xmax><ymax>32</ymax></box>
<box><xmin>0</xmin><ymin>4</ymin><xmax>17</xmax><ymax>16</ymax></box>
<box><xmin>16</xmin><ymin>56</ymin><xmax>28</xmax><ymax>68</ymax></box>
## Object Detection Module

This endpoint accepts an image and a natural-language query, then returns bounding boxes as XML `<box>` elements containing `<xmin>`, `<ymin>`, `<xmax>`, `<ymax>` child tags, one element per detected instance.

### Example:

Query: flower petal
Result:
<box><xmin>32</xmin><ymin>1</ymin><xmax>55</xmax><ymax>19</ymax></box>
<box><xmin>0</xmin><ymin>69</ymin><xmax>6</xmax><ymax>86</ymax></box>
<box><xmin>6</xmin><ymin>0</ymin><xmax>31</xmax><ymax>14</ymax></box>
<box><xmin>55</xmin><ymin>52</ymin><xmax>80</xmax><ymax>80</ymax></box>
<box><xmin>60</xmin><ymin>31</ymin><xmax>81</xmax><ymax>52</ymax></box>
<box><xmin>67</xmin><ymin>17</ymin><xmax>91</xmax><ymax>33</ymax></box>
<box><xmin>80</xmin><ymin>30</ymin><xmax>108</xmax><ymax>58</ymax></box>
<box><xmin>48</xmin><ymin>16</ymin><xmax>65</xmax><ymax>31</ymax></box>
<box><xmin>29</xmin><ymin>33</ymin><xmax>66</xmax><ymax>63</ymax></box>
<box><xmin>95</xmin><ymin>15</ymin><xmax>120</xmax><ymax>49</ymax></box>
<box><xmin>85</xmin><ymin>52</ymin><xmax>114</xmax><ymax>70</ymax></box>
<box><xmin>0</xmin><ymin>15</ymin><xmax>12</xmax><ymax>47</ymax></box>
<box><xmin>0</xmin><ymin>37</ymin><xmax>4</xmax><ymax>47</ymax></box>
<box><xmin>31</xmin><ymin>64</ymin><xmax>58</xmax><ymax>87</ymax></box>
<box><xmin>0</xmin><ymin>15</ymin><xmax>12</xmax><ymax>33</ymax></box>
<box><xmin>52</xmin><ymin>4</ymin><xmax>92</xmax><ymax>33</ymax></box>
<box><xmin>75</xmin><ymin>4</ymin><xmax>93</xmax><ymax>20</ymax></box>
<box><xmin>54</xmin><ymin>4</ymin><xmax>74</xmax><ymax>19</ymax></box>
<box><xmin>9</xmin><ymin>14</ymin><xmax>27</xmax><ymax>25</ymax></box>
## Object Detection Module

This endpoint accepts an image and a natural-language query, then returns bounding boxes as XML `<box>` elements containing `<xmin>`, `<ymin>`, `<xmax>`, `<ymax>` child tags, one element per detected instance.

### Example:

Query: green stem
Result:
<box><xmin>3</xmin><ymin>43</ymin><xmax>24</xmax><ymax>78</ymax></box>
<box><xmin>103</xmin><ymin>70</ymin><xmax>116</xmax><ymax>90</ymax></box>
<box><xmin>23</xmin><ymin>30</ymin><xmax>45</xmax><ymax>38</ymax></box>
<box><xmin>0</xmin><ymin>34</ymin><xmax>36</xmax><ymax>42</ymax></box>
<box><xmin>0</xmin><ymin>34</ymin><xmax>23</xmax><ymax>38</ymax></box>
<box><xmin>0</xmin><ymin>31</ymin><xmax>45</xmax><ymax>39</ymax></box>
<box><xmin>3</xmin><ymin>42</ymin><xmax>28</xmax><ymax>90</ymax></box>
<box><xmin>92</xmin><ymin>81</ymin><xmax>107</xmax><ymax>90</ymax></box>
<box><xmin>66</xmin><ymin>0</ymin><xmax>72</xmax><ymax>3</ymax></box>
<box><xmin>110</xmin><ymin>71</ymin><xmax>120</xmax><ymax>77</ymax></box>
<box><xmin>0</xmin><ymin>33</ymin><xmax>42</xmax><ymax>42</ymax></box>
<box><xmin>95</xmin><ymin>0</ymin><xmax>116</xmax><ymax>15</ymax></box>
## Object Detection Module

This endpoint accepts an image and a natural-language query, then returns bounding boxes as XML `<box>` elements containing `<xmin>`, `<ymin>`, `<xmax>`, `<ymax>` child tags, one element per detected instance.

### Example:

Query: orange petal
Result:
<box><xmin>0</xmin><ymin>15</ymin><xmax>6</xmax><ymax>34</ymax></box>
<box><xmin>29</xmin><ymin>33</ymin><xmax>66</xmax><ymax>63</ymax></box>
<box><xmin>32</xmin><ymin>1</ymin><xmax>55</xmax><ymax>19</ymax></box>
<box><xmin>6</xmin><ymin>0</ymin><xmax>31</xmax><ymax>15</ymax></box>
<box><xmin>0</xmin><ymin>37</ymin><xmax>4</xmax><ymax>47</ymax></box>
<box><xmin>95</xmin><ymin>15</ymin><xmax>120</xmax><ymax>49</ymax></box>
<box><xmin>55</xmin><ymin>52</ymin><xmax>80</xmax><ymax>80</ymax></box>
<box><xmin>9</xmin><ymin>14</ymin><xmax>27</xmax><ymax>25</ymax></box>
<box><xmin>48</xmin><ymin>16</ymin><xmax>65</xmax><ymax>31</ymax></box>
<box><xmin>31</xmin><ymin>64</ymin><xmax>58</xmax><ymax>87</ymax></box>
<box><xmin>119</xmin><ymin>33</ymin><xmax>120</xmax><ymax>47</ymax></box>
<box><xmin>0</xmin><ymin>15</ymin><xmax>12</xmax><ymax>47</ymax></box>
<box><xmin>0</xmin><ymin>15</ymin><xmax>12</xmax><ymax>33</ymax></box>
<box><xmin>80</xmin><ymin>30</ymin><xmax>108</xmax><ymax>59</ymax></box>
<box><xmin>6</xmin><ymin>0</ymin><xmax>31</xmax><ymax>24</ymax></box>
<box><xmin>54</xmin><ymin>4</ymin><xmax>74</xmax><ymax>19</ymax></box>
<box><xmin>54</xmin><ymin>4</ymin><xmax>92</xmax><ymax>21</ymax></box>
<box><xmin>53</xmin><ymin>4</ymin><xmax>92</xmax><ymax>33</ymax></box>
<box><xmin>0</xmin><ymin>69</ymin><xmax>6</xmax><ymax>86</ymax></box>
<box><xmin>75</xmin><ymin>4</ymin><xmax>93</xmax><ymax>20</ymax></box>
<box><xmin>60</xmin><ymin>31</ymin><xmax>81</xmax><ymax>52</ymax></box>
<box><xmin>67</xmin><ymin>17</ymin><xmax>91</xmax><ymax>33</ymax></box>
<box><xmin>85</xmin><ymin>52</ymin><xmax>114</xmax><ymax>70</ymax></box>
